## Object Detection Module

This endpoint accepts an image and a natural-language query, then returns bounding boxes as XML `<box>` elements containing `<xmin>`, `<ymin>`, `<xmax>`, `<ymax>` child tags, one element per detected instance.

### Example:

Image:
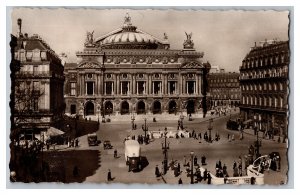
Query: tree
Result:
<box><xmin>11</xmin><ymin>80</ymin><xmax>45</xmax><ymax>140</ymax></box>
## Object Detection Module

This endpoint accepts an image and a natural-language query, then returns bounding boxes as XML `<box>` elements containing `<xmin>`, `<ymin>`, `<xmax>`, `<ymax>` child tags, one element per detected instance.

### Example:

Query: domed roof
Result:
<box><xmin>96</xmin><ymin>13</ymin><xmax>169</xmax><ymax>49</ymax></box>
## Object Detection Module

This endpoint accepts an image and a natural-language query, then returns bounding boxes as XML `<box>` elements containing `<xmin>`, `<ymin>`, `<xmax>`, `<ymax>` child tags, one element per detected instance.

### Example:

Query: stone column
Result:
<box><xmin>116</xmin><ymin>74</ymin><xmax>120</xmax><ymax>95</ymax></box>
<box><xmin>99</xmin><ymin>73</ymin><xmax>103</xmax><ymax>95</ymax></box>
<box><xmin>104</xmin><ymin>82</ymin><xmax>106</xmax><ymax>95</ymax></box>
<box><xmin>193</xmin><ymin>81</ymin><xmax>196</xmax><ymax>94</ymax></box>
<box><xmin>199</xmin><ymin>74</ymin><xmax>202</xmax><ymax>95</ymax></box>
<box><xmin>77</xmin><ymin>73</ymin><xmax>80</xmax><ymax>96</ymax></box>
<box><xmin>164</xmin><ymin>74</ymin><xmax>167</xmax><ymax>95</ymax></box>
<box><xmin>114</xmin><ymin>77</ymin><xmax>117</xmax><ymax>95</ymax></box>
<box><xmin>196</xmin><ymin>74</ymin><xmax>199</xmax><ymax>95</ymax></box>
<box><xmin>133</xmin><ymin>74</ymin><xmax>136</xmax><ymax>94</ymax></box>
<box><xmin>183</xmin><ymin>76</ymin><xmax>186</xmax><ymax>94</ymax></box>
<box><xmin>148</xmin><ymin>74</ymin><xmax>152</xmax><ymax>95</ymax></box>
<box><xmin>121</xmin><ymin>82</ymin><xmax>123</xmax><ymax>95</ymax></box>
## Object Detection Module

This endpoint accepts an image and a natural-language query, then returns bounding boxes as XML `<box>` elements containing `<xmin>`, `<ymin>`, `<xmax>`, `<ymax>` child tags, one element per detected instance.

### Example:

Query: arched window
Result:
<box><xmin>281</xmin><ymin>55</ymin><xmax>285</xmax><ymax>63</ymax></box>
<box><xmin>274</xmin><ymin>83</ymin><xmax>277</xmax><ymax>90</ymax></box>
<box><xmin>259</xmin><ymin>97</ymin><xmax>262</xmax><ymax>106</ymax></box>
<box><xmin>274</xmin><ymin>97</ymin><xmax>278</xmax><ymax>108</ymax></box>
<box><xmin>254</xmin><ymin>97</ymin><xmax>257</xmax><ymax>105</ymax></box>
<box><xmin>269</xmin><ymin>97</ymin><xmax>272</xmax><ymax>107</ymax></box>
<box><xmin>279</xmin><ymin>83</ymin><xmax>283</xmax><ymax>90</ymax></box>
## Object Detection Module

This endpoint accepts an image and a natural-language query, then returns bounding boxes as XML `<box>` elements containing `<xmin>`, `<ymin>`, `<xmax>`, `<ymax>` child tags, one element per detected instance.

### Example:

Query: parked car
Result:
<box><xmin>148</xmin><ymin>130</ymin><xmax>163</xmax><ymax>139</ymax></box>
<box><xmin>166</xmin><ymin>131</ymin><xmax>177</xmax><ymax>138</ymax></box>
<box><xmin>103</xmin><ymin>140</ymin><xmax>113</xmax><ymax>149</ymax></box>
<box><xmin>87</xmin><ymin>133</ymin><xmax>100</xmax><ymax>146</ymax></box>
<box><xmin>226</xmin><ymin>119</ymin><xmax>239</xmax><ymax>130</ymax></box>
<box><xmin>178</xmin><ymin>130</ymin><xmax>190</xmax><ymax>138</ymax></box>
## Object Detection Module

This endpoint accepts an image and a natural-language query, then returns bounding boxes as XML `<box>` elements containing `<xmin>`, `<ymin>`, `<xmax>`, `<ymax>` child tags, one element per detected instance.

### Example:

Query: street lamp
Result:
<box><xmin>190</xmin><ymin>151</ymin><xmax>194</xmax><ymax>184</ymax></box>
<box><xmin>208</xmin><ymin>118</ymin><xmax>213</xmax><ymax>142</ymax></box>
<box><xmin>253</xmin><ymin>115</ymin><xmax>260</xmax><ymax>159</ymax></box>
<box><xmin>131</xmin><ymin>113</ymin><xmax>135</xmax><ymax>130</ymax></box>
<box><xmin>161</xmin><ymin>127</ymin><xmax>170</xmax><ymax>175</ymax></box>
<box><xmin>142</xmin><ymin>118</ymin><xmax>148</xmax><ymax>139</ymax></box>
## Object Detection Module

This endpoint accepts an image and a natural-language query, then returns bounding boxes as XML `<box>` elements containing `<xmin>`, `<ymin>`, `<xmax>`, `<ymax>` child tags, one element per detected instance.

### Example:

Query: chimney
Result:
<box><xmin>17</xmin><ymin>18</ymin><xmax>23</xmax><ymax>38</ymax></box>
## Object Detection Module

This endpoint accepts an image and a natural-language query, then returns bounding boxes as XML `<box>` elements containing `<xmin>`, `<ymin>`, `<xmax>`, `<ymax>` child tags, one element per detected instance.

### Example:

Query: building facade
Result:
<box><xmin>207</xmin><ymin>72</ymin><xmax>240</xmax><ymax>108</ymax></box>
<box><xmin>239</xmin><ymin>40</ymin><xmax>289</xmax><ymax>137</ymax></box>
<box><xmin>13</xmin><ymin>19</ymin><xmax>65</xmax><ymax>136</ymax></box>
<box><xmin>64</xmin><ymin>14</ymin><xmax>210</xmax><ymax>118</ymax></box>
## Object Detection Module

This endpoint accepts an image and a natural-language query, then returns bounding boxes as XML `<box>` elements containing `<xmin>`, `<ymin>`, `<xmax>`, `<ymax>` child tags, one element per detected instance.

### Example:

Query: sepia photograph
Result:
<box><xmin>7</xmin><ymin>7</ymin><xmax>292</xmax><ymax>187</ymax></box>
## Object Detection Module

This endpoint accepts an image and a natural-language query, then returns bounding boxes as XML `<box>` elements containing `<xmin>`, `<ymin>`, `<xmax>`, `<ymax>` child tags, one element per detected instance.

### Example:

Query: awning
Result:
<box><xmin>243</xmin><ymin>119</ymin><xmax>253</xmax><ymax>124</ymax></box>
<box><xmin>46</xmin><ymin>127</ymin><xmax>65</xmax><ymax>137</ymax></box>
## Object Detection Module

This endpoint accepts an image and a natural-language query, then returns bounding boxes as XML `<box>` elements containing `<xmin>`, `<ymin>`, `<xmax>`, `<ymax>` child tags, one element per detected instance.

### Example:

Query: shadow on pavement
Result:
<box><xmin>43</xmin><ymin>150</ymin><xmax>101</xmax><ymax>183</ymax></box>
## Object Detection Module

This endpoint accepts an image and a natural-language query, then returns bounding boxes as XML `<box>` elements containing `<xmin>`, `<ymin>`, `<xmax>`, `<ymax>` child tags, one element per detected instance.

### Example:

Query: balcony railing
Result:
<box><xmin>240</xmin><ymin>72</ymin><xmax>288</xmax><ymax>80</ymax></box>
<box><xmin>16</xmin><ymin>71</ymin><xmax>53</xmax><ymax>77</ymax></box>
<box><xmin>239</xmin><ymin>104</ymin><xmax>287</xmax><ymax>112</ymax></box>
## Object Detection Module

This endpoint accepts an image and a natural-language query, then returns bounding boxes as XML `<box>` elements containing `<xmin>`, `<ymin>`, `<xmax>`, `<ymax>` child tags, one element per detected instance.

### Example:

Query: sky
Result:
<box><xmin>10</xmin><ymin>8</ymin><xmax>289</xmax><ymax>72</ymax></box>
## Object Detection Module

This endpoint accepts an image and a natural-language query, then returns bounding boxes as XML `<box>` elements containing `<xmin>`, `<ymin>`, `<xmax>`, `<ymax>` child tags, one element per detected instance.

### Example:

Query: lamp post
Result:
<box><xmin>208</xmin><ymin>118</ymin><xmax>213</xmax><ymax>142</ymax></box>
<box><xmin>142</xmin><ymin>118</ymin><xmax>148</xmax><ymax>139</ymax></box>
<box><xmin>190</xmin><ymin>151</ymin><xmax>194</xmax><ymax>184</ymax></box>
<box><xmin>254</xmin><ymin>115</ymin><xmax>260</xmax><ymax>159</ymax></box>
<box><xmin>131</xmin><ymin>113</ymin><xmax>135</xmax><ymax>130</ymax></box>
<box><xmin>101</xmin><ymin>52</ymin><xmax>106</xmax><ymax>122</ymax></box>
<box><xmin>161</xmin><ymin>127</ymin><xmax>170</xmax><ymax>175</ymax></box>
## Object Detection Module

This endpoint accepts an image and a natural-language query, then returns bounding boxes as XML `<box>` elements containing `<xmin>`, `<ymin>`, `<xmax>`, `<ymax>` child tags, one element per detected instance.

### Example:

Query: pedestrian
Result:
<box><xmin>218</xmin><ymin>160</ymin><xmax>222</xmax><ymax>169</ymax></box>
<box><xmin>201</xmin><ymin>155</ymin><xmax>206</xmax><ymax>165</ymax></box>
<box><xmin>183</xmin><ymin>156</ymin><xmax>187</xmax><ymax>166</ymax></box>
<box><xmin>199</xmin><ymin>132</ymin><xmax>202</xmax><ymax>140</ymax></box>
<box><xmin>238</xmin><ymin>156</ymin><xmax>243</xmax><ymax>176</ymax></box>
<box><xmin>177</xmin><ymin>163</ymin><xmax>181</xmax><ymax>173</ymax></box>
<box><xmin>232</xmin><ymin>134</ymin><xmax>235</xmax><ymax>141</ymax></box>
<box><xmin>223</xmin><ymin>164</ymin><xmax>228</xmax><ymax>177</ymax></box>
<box><xmin>107</xmin><ymin>169</ymin><xmax>113</xmax><ymax>181</ymax></box>
<box><xmin>194</xmin><ymin>155</ymin><xmax>198</xmax><ymax>166</ymax></box>
<box><xmin>178</xmin><ymin>178</ymin><xmax>183</xmax><ymax>184</ymax></box>
<box><xmin>75</xmin><ymin>138</ymin><xmax>79</xmax><ymax>147</ymax></box>
<box><xmin>203</xmin><ymin>169</ymin><xmax>208</xmax><ymax>181</ymax></box>
<box><xmin>155</xmin><ymin>165</ymin><xmax>160</xmax><ymax>177</ymax></box>
<box><xmin>207</xmin><ymin>172</ymin><xmax>212</xmax><ymax>184</ymax></box>
<box><xmin>73</xmin><ymin>166</ymin><xmax>79</xmax><ymax>177</ymax></box>
<box><xmin>196</xmin><ymin>168</ymin><xmax>202</xmax><ymax>182</ymax></box>
<box><xmin>114</xmin><ymin>149</ymin><xmax>118</xmax><ymax>158</ymax></box>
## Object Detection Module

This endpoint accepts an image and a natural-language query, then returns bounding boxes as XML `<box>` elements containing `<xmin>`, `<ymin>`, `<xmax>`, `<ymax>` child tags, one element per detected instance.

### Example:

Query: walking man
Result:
<box><xmin>107</xmin><ymin>169</ymin><xmax>112</xmax><ymax>181</ymax></box>
<box><xmin>155</xmin><ymin>165</ymin><xmax>160</xmax><ymax>177</ymax></box>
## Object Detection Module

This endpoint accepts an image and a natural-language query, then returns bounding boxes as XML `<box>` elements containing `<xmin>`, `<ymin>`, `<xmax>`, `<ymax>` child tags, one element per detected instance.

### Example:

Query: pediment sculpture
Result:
<box><xmin>180</xmin><ymin>61</ymin><xmax>204</xmax><ymax>69</ymax></box>
<box><xmin>78</xmin><ymin>61</ymin><xmax>102</xmax><ymax>69</ymax></box>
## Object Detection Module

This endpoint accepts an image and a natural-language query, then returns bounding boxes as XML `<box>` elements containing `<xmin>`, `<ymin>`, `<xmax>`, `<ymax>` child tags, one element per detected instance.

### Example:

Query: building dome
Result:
<box><xmin>96</xmin><ymin>13</ymin><xmax>169</xmax><ymax>49</ymax></box>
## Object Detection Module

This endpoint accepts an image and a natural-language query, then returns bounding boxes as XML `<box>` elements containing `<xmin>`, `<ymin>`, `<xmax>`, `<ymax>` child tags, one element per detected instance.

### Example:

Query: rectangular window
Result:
<box><xmin>71</xmin><ymin>82</ymin><xmax>76</xmax><ymax>96</ymax></box>
<box><xmin>33</xmin><ymin>98</ymin><xmax>39</xmax><ymax>111</ymax></box>
<box><xmin>169</xmin><ymin>81</ymin><xmax>176</xmax><ymax>94</ymax></box>
<box><xmin>33</xmin><ymin>66</ymin><xmax>38</xmax><ymax>75</ymax></box>
<box><xmin>87</xmin><ymin>82</ymin><xmax>94</xmax><ymax>95</ymax></box>
<box><xmin>33</xmin><ymin>81</ymin><xmax>39</xmax><ymax>92</ymax></box>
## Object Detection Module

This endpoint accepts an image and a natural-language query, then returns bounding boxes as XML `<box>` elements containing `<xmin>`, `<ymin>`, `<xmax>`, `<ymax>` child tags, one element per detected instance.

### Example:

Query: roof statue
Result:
<box><xmin>124</xmin><ymin>13</ymin><xmax>132</xmax><ymax>26</ymax></box>
<box><xmin>183</xmin><ymin>32</ymin><xmax>194</xmax><ymax>49</ymax></box>
<box><xmin>163</xmin><ymin>32</ymin><xmax>168</xmax><ymax>40</ymax></box>
<box><xmin>85</xmin><ymin>30</ymin><xmax>96</xmax><ymax>47</ymax></box>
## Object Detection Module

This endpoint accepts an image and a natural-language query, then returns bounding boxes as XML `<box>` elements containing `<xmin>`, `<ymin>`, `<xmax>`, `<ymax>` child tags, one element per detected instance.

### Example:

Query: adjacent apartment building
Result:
<box><xmin>239</xmin><ymin>40</ymin><xmax>289</xmax><ymax>137</ymax></box>
<box><xmin>12</xmin><ymin>19</ymin><xmax>64</xmax><ymax>138</ymax></box>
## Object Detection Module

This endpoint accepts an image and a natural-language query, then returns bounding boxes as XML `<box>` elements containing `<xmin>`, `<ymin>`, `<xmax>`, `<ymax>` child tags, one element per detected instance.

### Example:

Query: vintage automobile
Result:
<box><xmin>87</xmin><ymin>133</ymin><xmax>99</xmax><ymax>146</ymax></box>
<box><xmin>166</xmin><ymin>130</ymin><xmax>177</xmax><ymax>138</ymax></box>
<box><xmin>226</xmin><ymin>119</ymin><xmax>239</xmax><ymax>130</ymax></box>
<box><xmin>125</xmin><ymin>140</ymin><xmax>142</xmax><ymax>172</ymax></box>
<box><xmin>177</xmin><ymin>130</ymin><xmax>190</xmax><ymax>138</ymax></box>
<box><xmin>148</xmin><ymin>130</ymin><xmax>163</xmax><ymax>139</ymax></box>
<box><xmin>103</xmin><ymin>140</ymin><xmax>113</xmax><ymax>150</ymax></box>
